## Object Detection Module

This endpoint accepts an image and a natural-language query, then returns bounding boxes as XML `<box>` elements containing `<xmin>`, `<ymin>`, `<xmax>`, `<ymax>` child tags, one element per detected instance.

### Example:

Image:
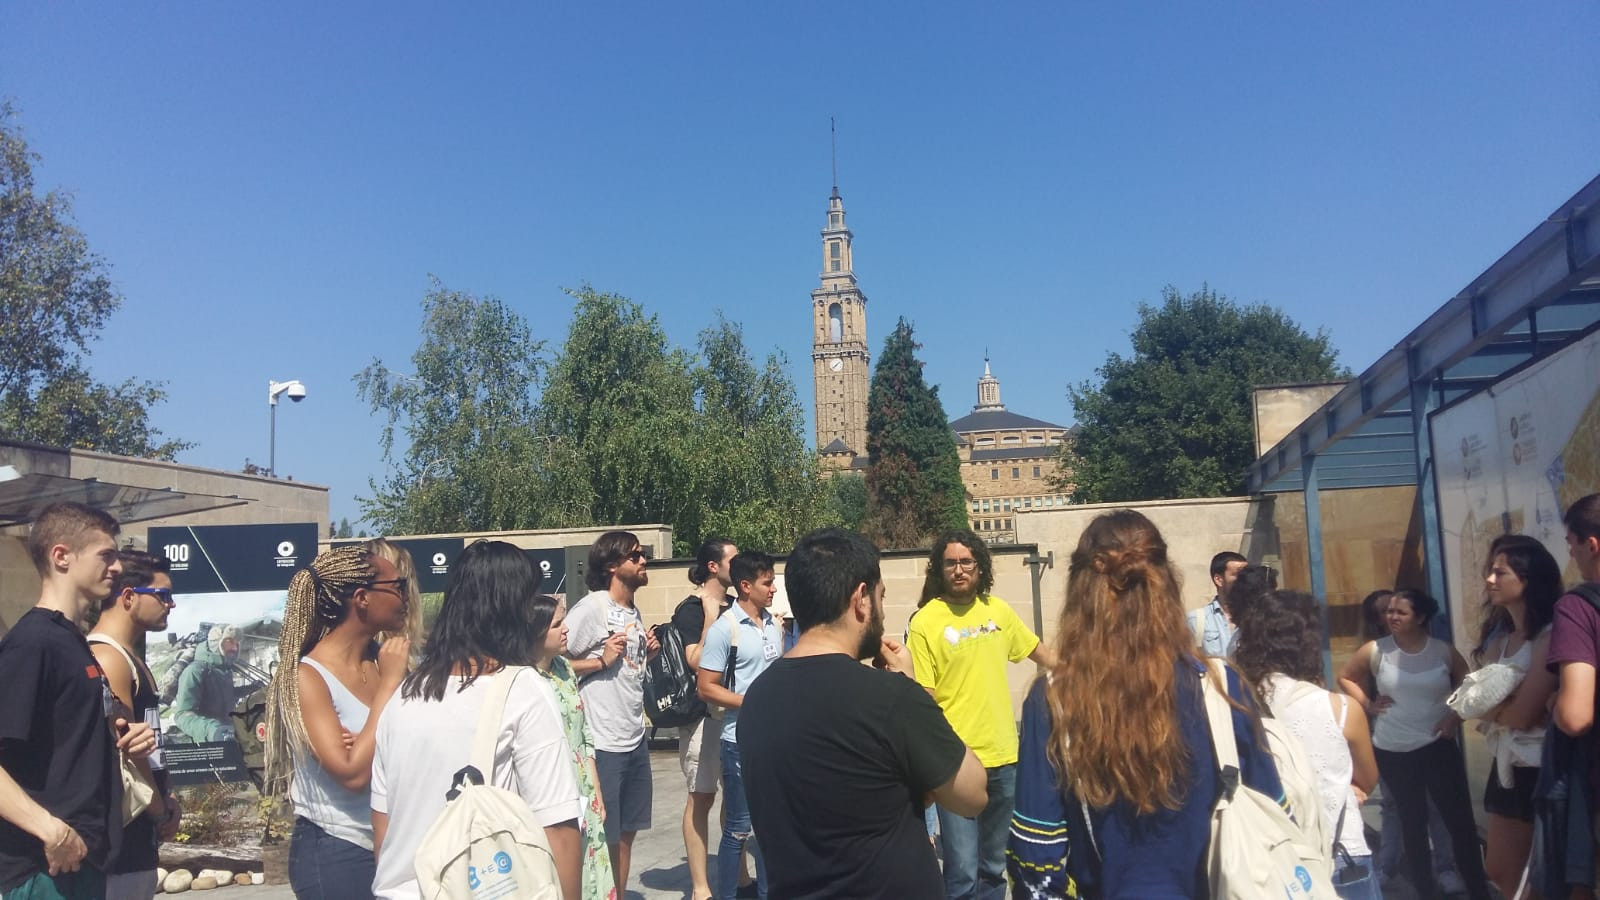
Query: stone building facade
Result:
<box><xmin>951</xmin><ymin>360</ymin><xmax>1074</xmax><ymax>543</ymax></box>
<box><xmin>811</xmin><ymin>186</ymin><xmax>871</xmax><ymax>472</ymax></box>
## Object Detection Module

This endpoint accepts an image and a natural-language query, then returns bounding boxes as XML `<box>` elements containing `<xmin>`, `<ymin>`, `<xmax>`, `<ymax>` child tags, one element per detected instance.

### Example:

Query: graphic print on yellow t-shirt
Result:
<box><xmin>907</xmin><ymin>594</ymin><xmax>1039</xmax><ymax>767</ymax></box>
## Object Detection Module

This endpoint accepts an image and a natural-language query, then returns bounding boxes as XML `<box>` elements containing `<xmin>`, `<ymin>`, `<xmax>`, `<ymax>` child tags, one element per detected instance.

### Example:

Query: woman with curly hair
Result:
<box><xmin>1006</xmin><ymin>509</ymin><xmax>1283</xmax><ymax>898</ymax></box>
<box><xmin>1231</xmin><ymin>589</ymin><xmax>1380</xmax><ymax>899</ymax></box>
<box><xmin>1469</xmin><ymin>534</ymin><xmax>1562</xmax><ymax>898</ymax></box>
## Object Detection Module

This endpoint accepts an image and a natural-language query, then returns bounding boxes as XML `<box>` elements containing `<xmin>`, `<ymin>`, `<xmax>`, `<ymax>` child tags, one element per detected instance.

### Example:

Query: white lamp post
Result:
<box><xmin>267</xmin><ymin>379</ymin><xmax>307</xmax><ymax>477</ymax></box>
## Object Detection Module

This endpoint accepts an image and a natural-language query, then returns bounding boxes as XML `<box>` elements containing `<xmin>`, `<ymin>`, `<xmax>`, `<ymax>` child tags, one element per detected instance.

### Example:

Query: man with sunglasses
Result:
<box><xmin>89</xmin><ymin>550</ymin><xmax>180</xmax><ymax>900</ymax></box>
<box><xmin>565</xmin><ymin>531</ymin><xmax>662</xmax><ymax>898</ymax></box>
<box><xmin>908</xmin><ymin>530</ymin><xmax>1054</xmax><ymax>900</ymax></box>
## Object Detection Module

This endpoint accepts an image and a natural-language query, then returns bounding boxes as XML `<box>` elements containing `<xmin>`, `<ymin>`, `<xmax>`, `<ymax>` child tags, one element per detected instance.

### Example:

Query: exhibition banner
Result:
<box><xmin>147</xmin><ymin>523</ymin><xmax>319</xmax><ymax>786</ymax></box>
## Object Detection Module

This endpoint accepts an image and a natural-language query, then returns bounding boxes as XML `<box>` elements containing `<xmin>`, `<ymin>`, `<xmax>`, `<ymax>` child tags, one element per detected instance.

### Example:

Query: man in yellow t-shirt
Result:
<box><xmin>908</xmin><ymin>530</ymin><xmax>1055</xmax><ymax>900</ymax></box>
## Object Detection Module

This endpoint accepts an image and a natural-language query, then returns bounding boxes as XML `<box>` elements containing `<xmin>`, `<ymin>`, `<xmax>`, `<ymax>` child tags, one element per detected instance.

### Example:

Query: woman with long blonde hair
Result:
<box><xmin>263</xmin><ymin>545</ymin><xmax>412</xmax><ymax>899</ymax></box>
<box><xmin>1006</xmin><ymin>509</ymin><xmax>1283</xmax><ymax>898</ymax></box>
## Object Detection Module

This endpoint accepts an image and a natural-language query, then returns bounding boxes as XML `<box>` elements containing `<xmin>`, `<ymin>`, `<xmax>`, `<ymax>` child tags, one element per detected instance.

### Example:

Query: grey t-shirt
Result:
<box><xmin>565</xmin><ymin>590</ymin><xmax>648</xmax><ymax>752</ymax></box>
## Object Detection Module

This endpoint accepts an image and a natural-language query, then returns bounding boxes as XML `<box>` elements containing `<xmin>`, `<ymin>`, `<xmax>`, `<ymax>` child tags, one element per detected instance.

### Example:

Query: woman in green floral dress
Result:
<box><xmin>534</xmin><ymin>595</ymin><xmax>617</xmax><ymax>900</ymax></box>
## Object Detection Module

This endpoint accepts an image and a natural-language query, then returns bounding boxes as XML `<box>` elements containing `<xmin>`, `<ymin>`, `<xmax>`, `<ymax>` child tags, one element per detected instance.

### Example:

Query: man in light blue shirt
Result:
<box><xmin>698</xmin><ymin>551</ymin><xmax>784</xmax><ymax>900</ymax></box>
<box><xmin>1187</xmin><ymin>551</ymin><xmax>1246</xmax><ymax>657</ymax></box>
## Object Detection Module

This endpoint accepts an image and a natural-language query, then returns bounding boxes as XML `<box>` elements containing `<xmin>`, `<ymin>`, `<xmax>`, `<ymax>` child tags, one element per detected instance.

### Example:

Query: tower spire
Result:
<box><xmin>830</xmin><ymin>117</ymin><xmax>839</xmax><ymax>199</ymax></box>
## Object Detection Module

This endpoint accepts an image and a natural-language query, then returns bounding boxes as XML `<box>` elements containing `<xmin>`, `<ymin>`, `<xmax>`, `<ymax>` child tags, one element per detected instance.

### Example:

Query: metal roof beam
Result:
<box><xmin>1249</xmin><ymin>174</ymin><xmax>1600</xmax><ymax>493</ymax></box>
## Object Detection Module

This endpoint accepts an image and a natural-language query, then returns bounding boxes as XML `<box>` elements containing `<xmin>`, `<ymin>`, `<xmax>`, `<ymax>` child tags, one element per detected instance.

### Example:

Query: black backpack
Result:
<box><xmin>643</xmin><ymin>600</ymin><xmax>708</xmax><ymax>729</ymax></box>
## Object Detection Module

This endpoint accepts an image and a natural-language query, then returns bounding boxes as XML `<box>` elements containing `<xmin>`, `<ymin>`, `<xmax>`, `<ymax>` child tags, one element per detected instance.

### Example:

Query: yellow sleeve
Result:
<box><xmin>998</xmin><ymin>596</ymin><xmax>1040</xmax><ymax>663</ymax></box>
<box><xmin>908</xmin><ymin>610</ymin><xmax>940</xmax><ymax>691</ymax></box>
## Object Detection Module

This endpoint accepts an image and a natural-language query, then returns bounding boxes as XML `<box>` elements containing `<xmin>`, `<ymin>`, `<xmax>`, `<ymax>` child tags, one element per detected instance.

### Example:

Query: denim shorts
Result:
<box><xmin>594</xmin><ymin>739</ymin><xmax>653</xmax><ymax>845</ymax></box>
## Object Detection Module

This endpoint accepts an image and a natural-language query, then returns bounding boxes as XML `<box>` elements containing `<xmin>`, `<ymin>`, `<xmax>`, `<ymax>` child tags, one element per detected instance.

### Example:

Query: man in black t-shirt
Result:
<box><xmin>738</xmin><ymin>528</ymin><xmax>987</xmax><ymax>899</ymax></box>
<box><xmin>0</xmin><ymin>503</ymin><xmax>159</xmax><ymax>899</ymax></box>
<box><xmin>672</xmin><ymin>538</ymin><xmax>737</xmax><ymax>900</ymax></box>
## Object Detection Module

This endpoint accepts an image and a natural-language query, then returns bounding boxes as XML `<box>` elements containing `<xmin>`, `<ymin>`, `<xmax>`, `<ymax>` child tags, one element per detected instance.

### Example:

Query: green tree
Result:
<box><xmin>824</xmin><ymin>472</ymin><xmax>868</xmax><ymax>531</ymax></box>
<box><xmin>355</xmin><ymin>278</ymin><xmax>547</xmax><ymax>533</ymax></box>
<box><xmin>359</xmin><ymin>284</ymin><xmax>827</xmax><ymax>554</ymax></box>
<box><xmin>1062</xmin><ymin>285</ymin><xmax>1345</xmax><ymax>502</ymax></box>
<box><xmin>335</xmin><ymin>518</ymin><xmax>353</xmax><ymax>539</ymax></box>
<box><xmin>535</xmin><ymin>289</ymin><xmax>825</xmax><ymax>554</ymax></box>
<box><xmin>0</xmin><ymin>103</ymin><xmax>188</xmax><ymax>458</ymax></box>
<box><xmin>863</xmin><ymin>319</ymin><xmax>967</xmax><ymax>547</ymax></box>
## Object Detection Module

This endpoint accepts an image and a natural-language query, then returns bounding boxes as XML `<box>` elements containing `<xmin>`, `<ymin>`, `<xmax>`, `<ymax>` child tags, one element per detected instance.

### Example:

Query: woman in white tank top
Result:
<box><xmin>1338</xmin><ymin>589</ymin><xmax>1491</xmax><ymax>900</ymax></box>
<box><xmin>263</xmin><ymin>543</ymin><xmax>414</xmax><ymax>899</ymax></box>
<box><xmin>1231</xmin><ymin>588</ymin><xmax>1380</xmax><ymax>899</ymax></box>
<box><xmin>1467</xmin><ymin>534</ymin><xmax>1562</xmax><ymax>899</ymax></box>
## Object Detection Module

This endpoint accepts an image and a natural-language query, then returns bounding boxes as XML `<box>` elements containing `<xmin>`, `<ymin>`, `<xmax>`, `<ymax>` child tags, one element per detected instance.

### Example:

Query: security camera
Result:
<box><xmin>286</xmin><ymin>382</ymin><xmax>306</xmax><ymax>402</ymax></box>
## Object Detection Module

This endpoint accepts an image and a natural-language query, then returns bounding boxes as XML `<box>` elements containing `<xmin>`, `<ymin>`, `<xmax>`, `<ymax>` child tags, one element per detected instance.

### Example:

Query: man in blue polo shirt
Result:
<box><xmin>697</xmin><ymin>551</ymin><xmax>784</xmax><ymax>900</ymax></box>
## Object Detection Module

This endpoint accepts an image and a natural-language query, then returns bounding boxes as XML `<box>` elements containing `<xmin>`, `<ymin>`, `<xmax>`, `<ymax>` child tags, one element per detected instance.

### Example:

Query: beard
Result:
<box><xmin>855</xmin><ymin>597</ymin><xmax>885</xmax><ymax>660</ymax></box>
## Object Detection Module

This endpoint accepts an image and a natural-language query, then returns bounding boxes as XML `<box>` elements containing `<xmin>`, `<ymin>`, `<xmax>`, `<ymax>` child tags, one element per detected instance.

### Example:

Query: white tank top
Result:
<box><xmin>291</xmin><ymin>657</ymin><xmax>374</xmax><ymax>849</ymax></box>
<box><xmin>1371</xmin><ymin>635</ymin><xmax>1453</xmax><ymax>753</ymax></box>
<box><xmin>1265</xmin><ymin>674</ymin><xmax>1369</xmax><ymax>855</ymax></box>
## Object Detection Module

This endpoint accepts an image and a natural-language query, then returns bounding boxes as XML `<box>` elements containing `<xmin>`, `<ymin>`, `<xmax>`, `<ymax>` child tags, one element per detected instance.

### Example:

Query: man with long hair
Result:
<box><xmin>671</xmin><ymin>537</ymin><xmax>736</xmax><ymax>900</ymax></box>
<box><xmin>738</xmin><ymin>529</ymin><xmax>985</xmax><ymax>899</ymax></box>
<box><xmin>564</xmin><ymin>531</ymin><xmax>661</xmax><ymax>897</ymax></box>
<box><xmin>908</xmin><ymin>530</ymin><xmax>1052</xmax><ymax>900</ymax></box>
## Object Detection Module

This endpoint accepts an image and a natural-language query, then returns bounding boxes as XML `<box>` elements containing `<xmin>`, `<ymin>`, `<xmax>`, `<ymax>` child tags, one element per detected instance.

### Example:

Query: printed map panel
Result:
<box><xmin>1432</xmin><ymin>330</ymin><xmax>1600</xmax><ymax>650</ymax></box>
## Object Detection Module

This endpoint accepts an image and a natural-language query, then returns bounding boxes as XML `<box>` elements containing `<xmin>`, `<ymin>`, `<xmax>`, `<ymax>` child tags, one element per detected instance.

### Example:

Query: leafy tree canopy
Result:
<box><xmin>0</xmin><ymin>102</ymin><xmax>189</xmax><ymax>459</ymax></box>
<box><xmin>1062</xmin><ymin>285</ymin><xmax>1345</xmax><ymax>502</ymax></box>
<box><xmin>864</xmin><ymin>318</ymin><xmax>967</xmax><ymax>547</ymax></box>
<box><xmin>358</xmin><ymin>283</ymin><xmax>830</xmax><ymax>555</ymax></box>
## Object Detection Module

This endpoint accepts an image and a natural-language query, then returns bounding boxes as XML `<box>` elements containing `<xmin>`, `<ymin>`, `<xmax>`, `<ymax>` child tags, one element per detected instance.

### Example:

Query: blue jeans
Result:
<box><xmin>1333</xmin><ymin>854</ymin><xmax>1383</xmax><ymax>900</ymax></box>
<box><xmin>288</xmin><ymin>817</ymin><xmax>375</xmax><ymax>899</ymax></box>
<box><xmin>717</xmin><ymin>740</ymin><xmax>767</xmax><ymax>900</ymax></box>
<box><xmin>937</xmin><ymin>763</ymin><xmax>1015</xmax><ymax>900</ymax></box>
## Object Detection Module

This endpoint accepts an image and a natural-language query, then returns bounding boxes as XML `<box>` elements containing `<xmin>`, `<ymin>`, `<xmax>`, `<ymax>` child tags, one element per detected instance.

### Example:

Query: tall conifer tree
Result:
<box><xmin>863</xmin><ymin>318</ymin><xmax>967</xmax><ymax>547</ymax></box>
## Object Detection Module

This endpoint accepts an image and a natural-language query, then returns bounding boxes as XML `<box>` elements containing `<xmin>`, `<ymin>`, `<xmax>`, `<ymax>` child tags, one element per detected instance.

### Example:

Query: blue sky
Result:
<box><xmin>4</xmin><ymin>3</ymin><xmax>1598</xmax><ymax>528</ymax></box>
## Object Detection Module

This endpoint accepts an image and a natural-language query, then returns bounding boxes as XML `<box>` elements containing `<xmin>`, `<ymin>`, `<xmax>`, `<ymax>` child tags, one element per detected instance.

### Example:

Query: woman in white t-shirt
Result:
<box><xmin>370</xmin><ymin>540</ymin><xmax>582</xmax><ymax>900</ymax></box>
<box><xmin>1233</xmin><ymin>588</ymin><xmax>1380</xmax><ymax>900</ymax></box>
<box><xmin>1469</xmin><ymin>534</ymin><xmax>1562</xmax><ymax>898</ymax></box>
<box><xmin>1339</xmin><ymin>589</ymin><xmax>1491</xmax><ymax>900</ymax></box>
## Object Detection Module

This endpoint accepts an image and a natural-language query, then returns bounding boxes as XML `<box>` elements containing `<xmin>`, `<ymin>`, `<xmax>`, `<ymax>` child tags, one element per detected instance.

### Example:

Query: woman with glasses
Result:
<box><xmin>263</xmin><ymin>545</ymin><xmax>414</xmax><ymax>899</ymax></box>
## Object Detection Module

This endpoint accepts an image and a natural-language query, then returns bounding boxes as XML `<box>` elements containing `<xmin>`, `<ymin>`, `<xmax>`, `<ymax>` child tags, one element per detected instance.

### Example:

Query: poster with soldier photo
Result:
<box><xmin>147</xmin><ymin>523</ymin><xmax>319</xmax><ymax>787</ymax></box>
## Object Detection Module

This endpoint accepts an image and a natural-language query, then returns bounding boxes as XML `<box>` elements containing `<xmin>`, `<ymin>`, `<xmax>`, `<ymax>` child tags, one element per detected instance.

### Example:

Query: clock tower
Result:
<box><xmin>812</xmin><ymin>185</ymin><xmax>870</xmax><ymax>469</ymax></box>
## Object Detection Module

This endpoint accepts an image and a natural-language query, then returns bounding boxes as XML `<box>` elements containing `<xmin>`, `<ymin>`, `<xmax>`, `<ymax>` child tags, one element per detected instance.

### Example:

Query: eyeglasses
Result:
<box><xmin>626</xmin><ymin>550</ymin><xmax>651</xmax><ymax>563</ymax></box>
<box><xmin>942</xmin><ymin>559</ymin><xmax>979</xmax><ymax>572</ymax></box>
<box><xmin>368</xmin><ymin>577</ymin><xmax>410</xmax><ymax>596</ymax></box>
<box><xmin>130</xmin><ymin>587</ymin><xmax>176</xmax><ymax>605</ymax></box>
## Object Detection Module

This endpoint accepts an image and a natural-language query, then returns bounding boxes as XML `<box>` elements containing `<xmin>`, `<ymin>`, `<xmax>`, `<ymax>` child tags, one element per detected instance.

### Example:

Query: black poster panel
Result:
<box><xmin>524</xmin><ymin>548</ymin><xmax>567</xmax><ymax>597</ymax></box>
<box><xmin>394</xmin><ymin>538</ymin><xmax>466</xmax><ymax>595</ymax></box>
<box><xmin>148</xmin><ymin>523</ymin><xmax>320</xmax><ymax>593</ymax></box>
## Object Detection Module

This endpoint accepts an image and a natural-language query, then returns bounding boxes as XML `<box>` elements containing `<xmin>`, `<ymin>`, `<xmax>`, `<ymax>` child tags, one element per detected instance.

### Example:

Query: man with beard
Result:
<box><xmin>909</xmin><ymin>530</ymin><xmax>1053</xmax><ymax>900</ymax></box>
<box><xmin>172</xmin><ymin>625</ymin><xmax>245</xmax><ymax>744</ymax></box>
<box><xmin>565</xmin><ymin>530</ymin><xmax>661</xmax><ymax>898</ymax></box>
<box><xmin>738</xmin><ymin>529</ymin><xmax>985</xmax><ymax>899</ymax></box>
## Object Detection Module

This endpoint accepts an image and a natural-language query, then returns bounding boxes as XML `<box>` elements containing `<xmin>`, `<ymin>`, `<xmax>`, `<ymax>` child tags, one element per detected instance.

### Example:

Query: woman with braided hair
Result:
<box><xmin>1006</xmin><ymin>509</ymin><xmax>1284</xmax><ymax>898</ymax></box>
<box><xmin>264</xmin><ymin>545</ymin><xmax>412</xmax><ymax>899</ymax></box>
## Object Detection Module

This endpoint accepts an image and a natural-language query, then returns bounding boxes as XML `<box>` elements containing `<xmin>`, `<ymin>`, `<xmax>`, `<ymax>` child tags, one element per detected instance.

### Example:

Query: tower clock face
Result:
<box><xmin>828</xmin><ymin>358</ymin><xmax>843</xmax><ymax>372</ymax></box>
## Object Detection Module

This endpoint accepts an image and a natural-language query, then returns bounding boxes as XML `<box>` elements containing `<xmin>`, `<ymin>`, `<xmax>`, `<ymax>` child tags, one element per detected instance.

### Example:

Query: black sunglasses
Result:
<box><xmin>626</xmin><ymin>549</ymin><xmax>651</xmax><ymax>563</ymax></box>
<box><xmin>368</xmin><ymin>577</ymin><xmax>410</xmax><ymax>596</ymax></box>
<box><xmin>130</xmin><ymin>587</ymin><xmax>175</xmax><ymax>605</ymax></box>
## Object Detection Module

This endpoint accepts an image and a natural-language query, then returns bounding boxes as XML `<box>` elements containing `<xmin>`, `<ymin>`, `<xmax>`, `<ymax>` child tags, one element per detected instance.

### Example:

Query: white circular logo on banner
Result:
<box><xmin>277</xmin><ymin>541</ymin><xmax>295</xmax><ymax>558</ymax></box>
<box><xmin>540</xmin><ymin>560</ymin><xmax>552</xmax><ymax>572</ymax></box>
<box><xmin>432</xmin><ymin>552</ymin><xmax>447</xmax><ymax>566</ymax></box>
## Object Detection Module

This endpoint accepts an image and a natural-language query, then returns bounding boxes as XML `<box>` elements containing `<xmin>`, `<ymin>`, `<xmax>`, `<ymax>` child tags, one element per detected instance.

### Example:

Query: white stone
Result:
<box><xmin>162</xmin><ymin>869</ymin><xmax>193</xmax><ymax>893</ymax></box>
